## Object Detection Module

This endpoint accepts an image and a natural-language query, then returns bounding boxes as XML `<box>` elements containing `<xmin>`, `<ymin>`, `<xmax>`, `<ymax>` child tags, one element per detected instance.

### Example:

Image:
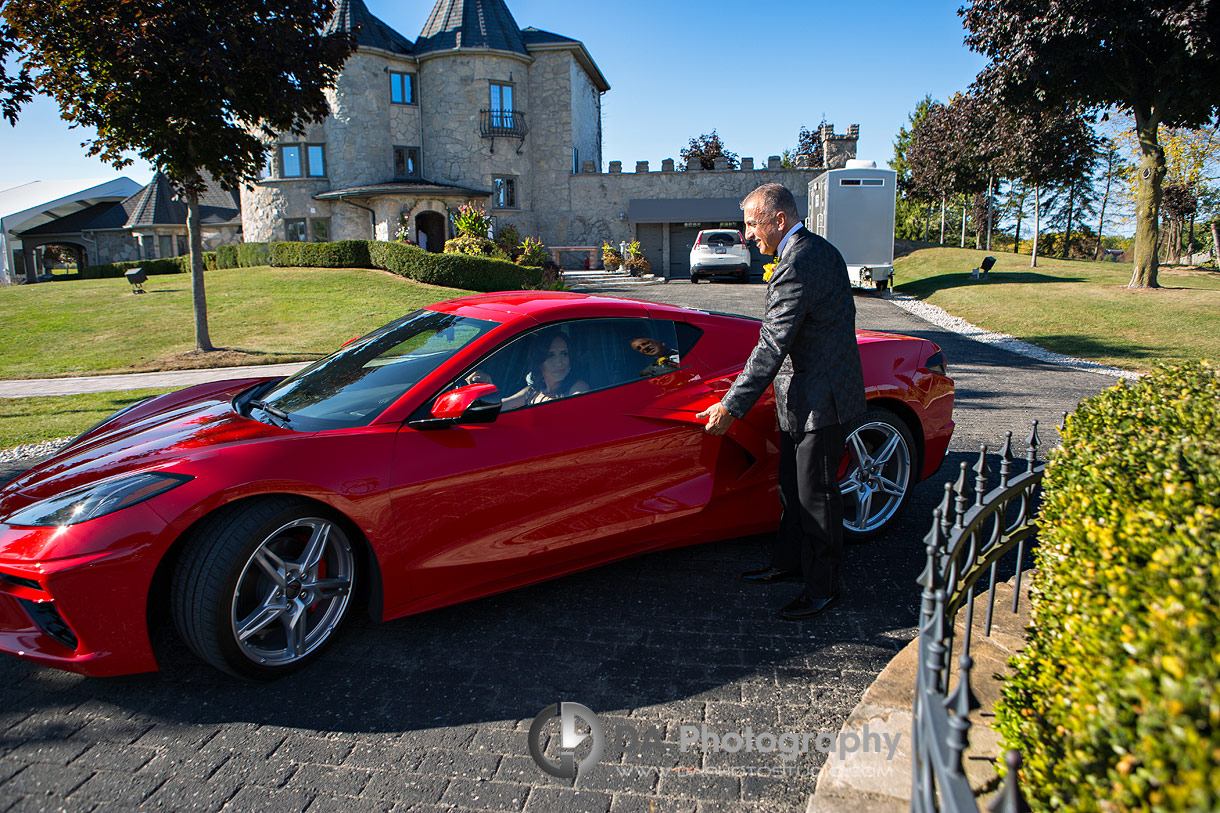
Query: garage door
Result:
<box><xmin>636</xmin><ymin>224</ymin><xmax>664</xmax><ymax>276</ymax></box>
<box><xmin>668</xmin><ymin>224</ymin><xmax>706</xmax><ymax>279</ymax></box>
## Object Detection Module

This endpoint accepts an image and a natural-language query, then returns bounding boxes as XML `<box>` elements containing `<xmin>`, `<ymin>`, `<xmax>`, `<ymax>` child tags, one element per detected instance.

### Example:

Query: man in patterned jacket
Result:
<box><xmin>696</xmin><ymin>182</ymin><xmax>866</xmax><ymax>619</ymax></box>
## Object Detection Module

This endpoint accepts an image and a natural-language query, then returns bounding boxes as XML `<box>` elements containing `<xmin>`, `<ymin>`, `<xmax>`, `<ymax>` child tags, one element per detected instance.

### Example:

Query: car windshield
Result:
<box><xmin>249</xmin><ymin>310</ymin><xmax>498</xmax><ymax>431</ymax></box>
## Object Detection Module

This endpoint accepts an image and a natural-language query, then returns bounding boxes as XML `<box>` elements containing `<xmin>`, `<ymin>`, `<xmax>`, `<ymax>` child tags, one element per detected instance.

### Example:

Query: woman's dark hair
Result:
<box><xmin>527</xmin><ymin>328</ymin><xmax>581</xmax><ymax>393</ymax></box>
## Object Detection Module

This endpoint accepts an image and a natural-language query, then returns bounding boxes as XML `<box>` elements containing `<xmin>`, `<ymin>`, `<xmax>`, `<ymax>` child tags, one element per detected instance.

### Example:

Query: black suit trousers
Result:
<box><xmin>771</xmin><ymin>423</ymin><xmax>846</xmax><ymax>598</ymax></box>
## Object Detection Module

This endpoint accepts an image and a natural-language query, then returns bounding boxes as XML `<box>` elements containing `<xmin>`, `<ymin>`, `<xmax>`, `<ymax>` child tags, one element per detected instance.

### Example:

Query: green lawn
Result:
<box><xmin>0</xmin><ymin>266</ymin><xmax>472</xmax><ymax>379</ymax></box>
<box><xmin>893</xmin><ymin>248</ymin><xmax>1220</xmax><ymax>372</ymax></box>
<box><xmin>0</xmin><ymin>388</ymin><xmax>175</xmax><ymax>450</ymax></box>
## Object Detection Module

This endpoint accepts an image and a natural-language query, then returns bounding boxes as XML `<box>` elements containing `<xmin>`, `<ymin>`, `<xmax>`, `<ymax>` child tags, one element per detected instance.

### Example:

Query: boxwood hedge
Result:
<box><xmin>76</xmin><ymin>257</ymin><xmax>189</xmax><ymax>279</ymax></box>
<box><xmin>994</xmin><ymin>361</ymin><xmax>1220</xmax><ymax>810</ymax></box>
<box><xmin>217</xmin><ymin>239</ymin><xmax>546</xmax><ymax>291</ymax></box>
<box><xmin>102</xmin><ymin>240</ymin><xmax>550</xmax><ymax>291</ymax></box>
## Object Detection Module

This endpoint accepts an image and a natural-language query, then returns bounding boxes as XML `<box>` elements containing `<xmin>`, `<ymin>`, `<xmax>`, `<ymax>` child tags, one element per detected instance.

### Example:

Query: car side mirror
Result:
<box><xmin>409</xmin><ymin>383</ymin><xmax>501</xmax><ymax>429</ymax></box>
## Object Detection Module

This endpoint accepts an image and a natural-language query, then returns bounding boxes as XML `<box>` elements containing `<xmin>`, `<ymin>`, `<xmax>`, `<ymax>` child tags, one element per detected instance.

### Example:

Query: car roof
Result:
<box><xmin>426</xmin><ymin>291</ymin><xmax>705</xmax><ymax>325</ymax></box>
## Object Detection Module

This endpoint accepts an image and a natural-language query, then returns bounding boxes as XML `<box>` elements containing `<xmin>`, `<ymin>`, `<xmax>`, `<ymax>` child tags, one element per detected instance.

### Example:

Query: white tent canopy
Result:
<box><xmin>0</xmin><ymin>177</ymin><xmax>142</xmax><ymax>282</ymax></box>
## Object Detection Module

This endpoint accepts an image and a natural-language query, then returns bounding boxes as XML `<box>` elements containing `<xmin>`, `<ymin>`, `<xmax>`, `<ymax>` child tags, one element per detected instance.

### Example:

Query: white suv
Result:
<box><xmin>689</xmin><ymin>230</ymin><xmax>751</xmax><ymax>283</ymax></box>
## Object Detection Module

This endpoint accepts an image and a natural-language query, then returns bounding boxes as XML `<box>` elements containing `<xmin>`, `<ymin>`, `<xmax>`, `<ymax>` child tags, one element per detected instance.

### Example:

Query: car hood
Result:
<box><xmin>0</xmin><ymin>388</ymin><xmax>288</xmax><ymax>513</ymax></box>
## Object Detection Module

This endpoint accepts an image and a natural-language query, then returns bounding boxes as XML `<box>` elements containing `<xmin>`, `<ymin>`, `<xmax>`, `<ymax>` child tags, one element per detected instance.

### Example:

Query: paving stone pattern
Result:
<box><xmin>0</xmin><ymin>284</ymin><xmax>1118</xmax><ymax>812</ymax></box>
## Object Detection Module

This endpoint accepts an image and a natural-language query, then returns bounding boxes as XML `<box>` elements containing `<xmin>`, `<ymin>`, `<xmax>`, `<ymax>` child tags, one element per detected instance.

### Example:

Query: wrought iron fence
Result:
<box><xmin>911</xmin><ymin>419</ymin><xmax>1062</xmax><ymax>812</ymax></box>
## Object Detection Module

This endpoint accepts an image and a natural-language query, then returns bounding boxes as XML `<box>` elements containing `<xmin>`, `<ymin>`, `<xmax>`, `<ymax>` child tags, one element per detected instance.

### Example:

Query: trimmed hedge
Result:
<box><xmin>219</xmin><ymin>239</ymin><xmax>547</xmax><ymax>291</ymax></box>
<box><xmin>154</xmin><ymin>239</ymin><xmax>550</xmax><ymax>290</ymax></box>
<box><xmin>77</xmin><ymin>257</ymin><xmax>189</xmax><ymax>279</ymax></box>
<box><xmin>995</xmin><ymin>361</ymin><xmax>1220</xmax><ymax>810</ymax></box>
<box><xmin>268</xmin><ymin>240</ymin><xmax>371</xmax><ymax>269</ymax></box>
<box><xmin>216</xmin><ymin>245</ymin><xmax>238</xmax><ymax>269</ymax></box>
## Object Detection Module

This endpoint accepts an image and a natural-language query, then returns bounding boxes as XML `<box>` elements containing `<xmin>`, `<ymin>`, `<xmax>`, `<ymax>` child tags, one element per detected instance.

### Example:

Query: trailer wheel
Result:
<box><xmin>876</xmin><ymin>279</ymin><xmax>890</xmax><ymax>292</ymax></box>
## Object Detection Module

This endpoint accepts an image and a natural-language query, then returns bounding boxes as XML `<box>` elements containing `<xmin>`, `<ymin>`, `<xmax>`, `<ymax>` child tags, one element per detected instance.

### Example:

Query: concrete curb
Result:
<box><xmin>807</xmin><ymin>574</ymin><xmax>1033</xmax><ymax>811</ymax></box>
<box><xmin>0</xmin><ymin>362</ymin><xmax>308</xmax><ymax>398</ymax></box>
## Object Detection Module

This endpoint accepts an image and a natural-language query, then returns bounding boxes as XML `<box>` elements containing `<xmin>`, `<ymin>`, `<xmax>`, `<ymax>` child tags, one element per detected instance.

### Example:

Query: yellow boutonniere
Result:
<box><xmin>762</xmin><ymin>260</ymin><xmax>778</xmax><ymax>282</ymax></box>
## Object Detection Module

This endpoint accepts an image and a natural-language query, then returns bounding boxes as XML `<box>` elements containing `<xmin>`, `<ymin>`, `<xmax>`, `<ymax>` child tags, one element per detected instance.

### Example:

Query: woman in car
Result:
<box><xmin>492</xmin><ymin>329</ymin><xmax>590</xmax><ymax>411</ymax></box>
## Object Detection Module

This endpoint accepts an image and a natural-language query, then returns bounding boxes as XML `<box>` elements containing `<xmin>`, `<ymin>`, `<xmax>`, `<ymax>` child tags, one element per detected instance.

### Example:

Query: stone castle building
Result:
<box><xmin>244</xmin><ymin>0</ymin><xmax>858</xmax><ymax>279</ymax></box>
<box><xmin>6</xmin><ymin>0</ymin><xmax>858</xmax><ymax>282</ymax></box>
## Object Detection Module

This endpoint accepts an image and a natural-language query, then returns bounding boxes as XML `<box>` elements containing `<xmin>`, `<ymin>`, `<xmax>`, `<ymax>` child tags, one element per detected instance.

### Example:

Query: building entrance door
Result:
<box><xmin>415</xmin><ymin>211</ymin><xmax>445</xmax><ymax>253</ymax></box>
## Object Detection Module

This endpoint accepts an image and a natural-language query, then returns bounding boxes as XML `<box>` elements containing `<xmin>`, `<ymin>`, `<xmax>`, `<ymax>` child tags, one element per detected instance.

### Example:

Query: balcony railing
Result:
<box><xmin>480</xmin><ymin>109</ymin><xmax>528</xmax><ymax>139</ymax></box>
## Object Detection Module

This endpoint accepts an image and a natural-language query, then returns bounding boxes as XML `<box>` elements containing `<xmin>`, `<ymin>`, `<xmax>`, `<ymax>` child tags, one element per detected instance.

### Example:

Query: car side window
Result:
<box><xmin>444</xmin><ymin>318</ymin><xmax>684</xmax><ymax>413</ymax></box>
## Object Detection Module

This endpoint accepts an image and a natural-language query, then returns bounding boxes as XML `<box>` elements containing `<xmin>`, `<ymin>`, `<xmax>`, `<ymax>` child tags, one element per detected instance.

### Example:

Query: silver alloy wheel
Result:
<box><xmin>840</xmin><ymin>417</ymin><xmax>912</xmax><ymax>535</ymax></box>
<box><xmin>230</xmin><ymin>517</ymin><xmax>355</xmax><ymax>667</ymax></box>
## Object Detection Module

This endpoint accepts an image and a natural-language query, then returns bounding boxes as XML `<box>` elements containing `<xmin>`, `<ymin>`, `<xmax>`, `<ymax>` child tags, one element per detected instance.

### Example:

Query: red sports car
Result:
<box><xmin>0</xmin><ymin>292</ymin><xmax>953</xmax><ymax>679</ymax></box>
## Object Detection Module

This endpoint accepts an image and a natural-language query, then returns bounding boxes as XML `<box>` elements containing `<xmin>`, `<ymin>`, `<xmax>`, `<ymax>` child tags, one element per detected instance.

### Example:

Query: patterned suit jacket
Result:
<box><xmin>722</xmin><ymin>226</ymin><xmax>866</xmax><ymax>433</ymax></box>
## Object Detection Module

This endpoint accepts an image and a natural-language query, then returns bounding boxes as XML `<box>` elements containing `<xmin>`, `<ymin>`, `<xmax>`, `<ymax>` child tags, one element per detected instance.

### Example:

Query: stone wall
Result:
<box><xmin>89</xmin><ymin>230</ymin><xmax>140</xmax><ymax>264</ymax></box>
<box><xmin>570</xmin><ymin>58</ymin><xmax>601</xmax><ymax>176</ymax></box>
<box><xmin>556</xmin><ymin>164</ymin><xmax>829</xmax><ymax>250</ymax></box>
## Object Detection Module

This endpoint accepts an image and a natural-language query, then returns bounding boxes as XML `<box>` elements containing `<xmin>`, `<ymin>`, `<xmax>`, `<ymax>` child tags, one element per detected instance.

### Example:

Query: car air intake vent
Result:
<box><xmin>17</xmin><ymin>598</ymin><xmax>78</xmax><ymax>650</ymax></box>
<box><xmin>0</xmin><ymin>572</ymin><xmax>42</xmax><ymax>591</ymax></box>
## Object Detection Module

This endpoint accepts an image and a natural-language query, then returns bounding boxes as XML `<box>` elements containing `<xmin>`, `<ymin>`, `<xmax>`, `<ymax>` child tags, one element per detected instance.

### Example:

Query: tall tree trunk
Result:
<box><xmin>1031</xmin><ymin>183</ymin><xmax>1041</xmax><ymax>268</ymax></box>
<box><xmin>1013</xmin><ymin>191</ymin><xmax>1023</xmax><ymax>254</ymax></box>
<box><xmin>923</xmin><ymin>202</ymin><xmax>931</xmax><ymax>242</ymax></box>
<box><xmin>939</xmin><ymin>195</ymin><xmax>946</xmax><ymax>244</ymax></box>
<box><xmin>1188</xmin><ymin>212</ymin><xmax>1196</xmax><ymax>262</ymax></box>
<box><xmin>960</xmin><ymin>196</ymin><xmax>967</xmax><ymax>248</ymax></box>
<box><xmin>985</xmin><ymin>175</ymin><xmax>994</xmax><ymax>251</ymax></box>
<box><xmin>1094</xmin><ymin>154</ymin><xmax>1113</xmax><ymax>260</ymax></box>
<box><xmin>1062</xmin><ymin>179</ymin><xmax>1076</xmax><ymax>259</ymax></box>
<box><xmin>1129</xmin><ymin>107</ymin><xmax>1164</xmax><ymax>288</ymax></box>
<box><xmin>186</xmin><ymin>190</ymin><xmax>214</xmax><ymax>352</ymax></box>
<box><xmin>1211</xmin><ymin>220</ymin><xmax>1220</xmax><ymax>264</ymax></box>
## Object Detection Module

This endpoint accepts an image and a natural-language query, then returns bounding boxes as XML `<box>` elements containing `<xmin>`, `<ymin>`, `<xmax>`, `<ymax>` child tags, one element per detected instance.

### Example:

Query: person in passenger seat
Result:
<box><xmin>630</xmin><ymin>337</ymin><xmax>678</xmax><ymax>378</ymax></box>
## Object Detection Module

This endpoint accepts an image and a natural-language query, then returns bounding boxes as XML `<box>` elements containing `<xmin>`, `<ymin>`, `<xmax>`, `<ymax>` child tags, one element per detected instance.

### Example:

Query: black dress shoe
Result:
<box><xmin>741</xmin><ymin>567</ymin><xmax>801</xmax><ymax>584</ymax></box>
<box><xmin>779</xmin><ymin>592</ymin><xmax>840</xmax><ymax>620</ymax></box>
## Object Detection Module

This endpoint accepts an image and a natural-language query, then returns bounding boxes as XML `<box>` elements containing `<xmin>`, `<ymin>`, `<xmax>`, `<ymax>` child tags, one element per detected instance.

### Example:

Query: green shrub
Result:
<box><xmin>77</xmin><ymin>258</ymin><xmax>188</xmax><ymax>279</ymax></box>
<box><xmin>517</xmin><ymin>237</ymin><xmax>549</xmax><ymax>268</ymax></box>
<box><xmin>236</xmin><ymin>242</ymin><xmax>270</xmax><ymax>268</ymax></box>
<box><xmin>995</xmin><ymin>361</ymin><xmax>1220</xmax><ymax>810</ymax></box>
<box><xmin>495</xmin><ymin>224</ymin><xmax>522</xmax><ymax>259</ymax></box>
<box><xmin>443</xmin><ymin>233</ymin><xmax>504</xmax><ymax>259</ymax></box>
<box><xmin>216</xmin><ymin>245</ymin><xmax>239</xmax><ymax>269</ymax></box>
<box><xmin>268</xmin><ymin>240</ymin><xmax>371</xmax><ymax>269</ymax></box>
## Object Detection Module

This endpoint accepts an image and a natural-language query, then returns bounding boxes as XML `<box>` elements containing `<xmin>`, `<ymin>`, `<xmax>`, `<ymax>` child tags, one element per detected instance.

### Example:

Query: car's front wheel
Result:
<box><xmin>172</xmin><ymin>497</ymin><xmax>358</xmax><ymax>680</ymax></box>
<box><xmin>838</xmin><ymin>407</ymin><xmax>916</xmax><ymax>540</ymax></box>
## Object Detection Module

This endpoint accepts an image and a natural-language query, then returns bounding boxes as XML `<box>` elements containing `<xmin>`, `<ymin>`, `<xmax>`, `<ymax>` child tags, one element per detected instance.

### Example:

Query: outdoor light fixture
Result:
<box><xmin>125</xmin><ymin>267</ymin><xmax>147</xmax><ymax>294</ymax></box>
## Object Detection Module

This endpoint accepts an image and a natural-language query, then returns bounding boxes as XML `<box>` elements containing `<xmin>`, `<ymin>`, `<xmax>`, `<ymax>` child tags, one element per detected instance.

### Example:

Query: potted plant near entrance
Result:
<box><xmin>602</xmin><ymin>242</ymin><xmax>624</xmax><ymax>272</ymax></box>
<box><xmin>624</xmin><ymin>240</ymin><xmax>650</xmax><ymax>276</ymax></box>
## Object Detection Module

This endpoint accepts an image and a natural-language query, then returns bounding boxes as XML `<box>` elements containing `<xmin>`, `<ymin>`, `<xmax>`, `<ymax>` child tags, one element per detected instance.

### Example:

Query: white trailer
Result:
<box><xmin>806</xmin><ymin>160</ymin><xmax>897</xmax><ymax>291</ymax></box>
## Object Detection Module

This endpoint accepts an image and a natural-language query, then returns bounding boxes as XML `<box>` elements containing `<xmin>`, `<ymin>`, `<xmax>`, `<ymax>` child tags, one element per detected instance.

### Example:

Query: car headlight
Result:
<box><xmin>3</xmin><ymin>472</ymin><xmax>192</xmax><ymax>528</ymax></box>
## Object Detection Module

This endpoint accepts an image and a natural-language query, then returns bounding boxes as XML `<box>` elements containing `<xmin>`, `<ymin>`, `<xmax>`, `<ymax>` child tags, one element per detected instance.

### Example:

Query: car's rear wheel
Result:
<box><xmin>838</xmin><ymin>407</ymin><xmax>915</xmax><ymax>540</ymax></box>
<box><xmin>172</xmin><ymin>497</ymin><xmax>357</xmax><ymax>680</ymax></box>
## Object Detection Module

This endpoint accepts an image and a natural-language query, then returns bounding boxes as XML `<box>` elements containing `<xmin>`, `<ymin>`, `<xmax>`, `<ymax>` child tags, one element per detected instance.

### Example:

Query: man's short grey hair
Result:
<box><xmin>742</xmin><ymin>183</ymin><xmax>799</xmax><ymax>221</ymax></box>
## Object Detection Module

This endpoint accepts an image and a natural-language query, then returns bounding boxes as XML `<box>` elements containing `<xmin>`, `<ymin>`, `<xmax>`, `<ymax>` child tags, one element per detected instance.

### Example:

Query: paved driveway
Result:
<box><xmin>0</xmin><ymin>282</ymin><xmax>1119</xmax><ymax>812</ymax></box>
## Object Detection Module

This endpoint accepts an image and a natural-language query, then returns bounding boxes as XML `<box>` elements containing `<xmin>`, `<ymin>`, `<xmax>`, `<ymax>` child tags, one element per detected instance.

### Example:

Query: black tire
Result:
<box><xmin>876</xmin><ymin>279</ymin><xmax>890</xmax><ymax>292</ymax></box>
<box><xmin>171</xmin><ymin>496</ymin><xmax>358</xmax><ymax>680</ymax></box>
<box><xmin>839</xmin><ymin>407</ymin><xmax>916</xmax><ymax>541</ymax></box>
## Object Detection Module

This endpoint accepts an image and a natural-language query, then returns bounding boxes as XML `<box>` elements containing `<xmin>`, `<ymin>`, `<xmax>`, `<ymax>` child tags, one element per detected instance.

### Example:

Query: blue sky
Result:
<box><xmin>0</xmin><ymin>0</ymin><xmax>986</xmax><ymax>190</ymax></box>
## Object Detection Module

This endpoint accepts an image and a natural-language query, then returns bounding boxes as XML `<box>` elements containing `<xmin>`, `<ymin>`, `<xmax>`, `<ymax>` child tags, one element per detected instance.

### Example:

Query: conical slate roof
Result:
<box><xmin>324</xmin><ymin>0</ymin><xmax>414</xmax><ymax>55</ymax></box>
<box><xmin>415</xmin><ymin>0</ymin><xmax>526</xmax><ymax>55</ymax></box>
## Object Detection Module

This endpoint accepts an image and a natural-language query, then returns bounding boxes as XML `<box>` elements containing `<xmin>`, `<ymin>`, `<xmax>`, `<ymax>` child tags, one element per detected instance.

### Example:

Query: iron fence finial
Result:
<box><xmin>974</xmin><ymin>444</ymin><xmax>989</xmax><ymax>507</ymax></box>
<box><xmin>987</xmin><ymin>750</ymin><xmax>1032</xmax><ymax>813</ymax></box>
<box><xmin>1026</xmin><ymin>420</ymin><xmax>1040</xmax><ymax>472</ymax></box>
